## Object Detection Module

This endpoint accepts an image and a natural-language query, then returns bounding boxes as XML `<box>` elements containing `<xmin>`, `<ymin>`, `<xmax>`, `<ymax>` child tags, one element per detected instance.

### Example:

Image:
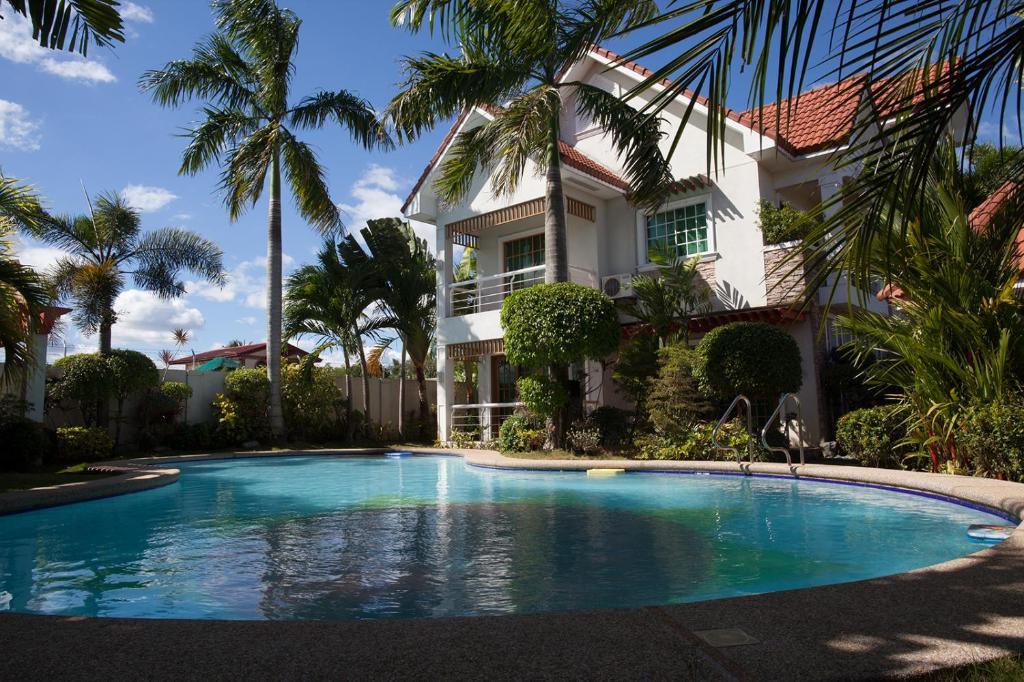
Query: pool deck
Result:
<box><xmin>1</xmin><ymin>447</ymin><xmax>1023</xmax><ymax>681</ymax></box>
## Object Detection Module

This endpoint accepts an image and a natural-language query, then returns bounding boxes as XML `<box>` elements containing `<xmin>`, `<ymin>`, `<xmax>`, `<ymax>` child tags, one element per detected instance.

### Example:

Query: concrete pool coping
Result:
<box><xmin>1</xmin><ymin>447</ymin><xmax>1023</xmax><ymax>680</ymax></box>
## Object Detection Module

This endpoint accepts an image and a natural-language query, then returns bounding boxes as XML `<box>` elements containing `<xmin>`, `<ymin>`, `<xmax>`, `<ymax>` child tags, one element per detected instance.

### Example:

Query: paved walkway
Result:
<box><xmin>0</xmin><ymin>448</ymin><xmax>1021</xmax><ymax>680</ymax></box>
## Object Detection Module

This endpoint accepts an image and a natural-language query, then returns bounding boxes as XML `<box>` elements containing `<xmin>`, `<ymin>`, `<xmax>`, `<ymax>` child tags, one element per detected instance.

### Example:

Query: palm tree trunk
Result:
<box><xmin>415</xmin><ymin>360</ymin><xmax>429</xmax><ymax>424</ymax></box>
<box><xmin>544</xmin><ymin>114</ymin><xmax>568</xmax><ymax>284</ymax></box>
<box><xmin>356</xmin><ymin>331</ymin><xmax>371</xmax><ymax>425</ymax></box>
<box><xmin>266</xmin><ymin>150</ymin><xmax>285</xmax><ymax>439</ymax></box>
<box><xmin>398</xmin><ymin>342</ymin><xmax>406</xmax><ymax>438</ymax></box>
<box><xmin>96</xmin><ymin>311</ymin><xmax>114</xmax><ymax>429</ymax></box>
<box><xmin>343</xmin><ymin>347</ymin><xmax>354</xmax><ymax>443</ymax></box>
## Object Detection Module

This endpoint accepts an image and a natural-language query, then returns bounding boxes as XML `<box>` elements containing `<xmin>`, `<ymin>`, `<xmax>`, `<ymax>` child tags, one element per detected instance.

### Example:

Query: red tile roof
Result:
<box><xmin>558</xmin><ymin>141</ymin><xmax>630</xmax><ymax>190</ymax></box>
<box><xmin>170</xmin><ymin>342</ymin><xmax>310</xmax><ymax>365</ymax></box>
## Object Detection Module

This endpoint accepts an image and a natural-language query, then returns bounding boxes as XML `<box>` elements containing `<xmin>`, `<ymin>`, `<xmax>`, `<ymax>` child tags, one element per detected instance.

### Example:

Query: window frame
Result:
<box><xmin>635</xmin><ymin>194</ymin><xmax>715</xmax><ymax>269</ymax></box>
<box><xmin>498</xmin><ymin>229</ymin><xmax>546</xmax><ymax>274</ymax></box>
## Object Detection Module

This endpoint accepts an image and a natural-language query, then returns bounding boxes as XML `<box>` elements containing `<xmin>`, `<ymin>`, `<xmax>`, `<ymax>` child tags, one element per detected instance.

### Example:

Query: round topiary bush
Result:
<box><xmin>50</xmin><ymin>353</ymin><xmax>114</xmax><ymax>426</ymax></box>
<box><xmin>500</xmin><ymin>282</ymin><xmax>620</xmax><ymax>368</ymax></box>
<box><xmin>693</xmin><ymin>322</ymin><xmax>802</xmax><ymax>399</ymax></box>
<box><xmin>834</xmin><ymin>404</ymin><xmax>907</xmax><ymax>469</ymax></box>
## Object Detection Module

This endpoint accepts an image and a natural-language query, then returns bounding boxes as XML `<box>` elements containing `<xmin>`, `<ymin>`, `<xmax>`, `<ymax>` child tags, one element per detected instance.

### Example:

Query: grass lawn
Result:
<box><xmin>0</xmin><ymin>463</ymin><xmax>115</xmax><ymax>492</ymax></box>
<box><xmin>917</xmin><ymin>655</ymin><xmax>1024</xmax><ymax>681</ymax></box>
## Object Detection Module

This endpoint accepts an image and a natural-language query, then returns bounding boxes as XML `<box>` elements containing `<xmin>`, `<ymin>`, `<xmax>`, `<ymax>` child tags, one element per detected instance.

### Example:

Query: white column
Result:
<box><xmin>25</xmin><ymin>332</ymin><xmax>48</xmax><ymax>422</ymax></box>
<box><xmin>478</xmin><ymin>355</ymin><xmax>493</xmax><ymax>439</ymax></box>
<box><xmin>436</xmin><ymin>344</ymin><xmax>450</xmax><ymax>443</ymax></box>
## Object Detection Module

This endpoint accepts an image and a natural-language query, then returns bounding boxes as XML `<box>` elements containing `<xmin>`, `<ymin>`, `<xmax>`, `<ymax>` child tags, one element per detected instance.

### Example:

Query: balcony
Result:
<box><xmin>446</xmin><ymin>265</ymin><xmax>598</xmax><ymax>318</ymax></box>
<box><xmin>449</xmin><ymin>402</ymin><xmax>524</xmax><ymax>442</ymax></box>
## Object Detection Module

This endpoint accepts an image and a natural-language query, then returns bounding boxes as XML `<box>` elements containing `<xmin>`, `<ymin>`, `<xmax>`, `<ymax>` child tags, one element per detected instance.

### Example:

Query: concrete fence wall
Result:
<box><xmin>2</xmin><ymin>363</ymin><xmax>437</xmax><ymax>442</ymax></box>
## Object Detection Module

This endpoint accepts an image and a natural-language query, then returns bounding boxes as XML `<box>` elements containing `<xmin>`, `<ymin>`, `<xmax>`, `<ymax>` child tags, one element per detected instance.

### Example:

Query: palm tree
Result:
<box><xmin>837</xmin><ymin>143</ymin><xmax>1024</xmax><ymax>468</ymax></box>
<box><xmin>619</xmin><ymin>245</ymin><xmax>711</xmax><ymax>347</ymax></box>
<box><xmin>284</xmin><ymin>241</ymin><xmax>387</xmax><ymax>438</ymax></box>
<box><xmin>140</xmin><ymin>0</ymin><xmax>393</xmax><ymax>438</ymax></box>
<box><xmin>619</xmin><ymin>0</ymin><xmax>1024</xmax><ymax>289</ymax></box>
<box><xmin>342</xmin><ymin>218</ymin><xmax>437</xmax><ymax>435</ymax></box>
<box><xmin>0</xmin><ymin>175</ymin><xmax>48</xmax><ymax>382</ymax></box>
<box><xmin>387</xmin><ymin>0</ymin><xmax>672</xmax><ymax>284</ymax></box>
<box><xmin>24</xmin><ymin>192</ymin><xmax>225</xmax><ymax>356</ymax></box>
<box><xmin>2</xmin><ymin>0</ymin><xmax>124</xmax><ymax>56</ymax></box>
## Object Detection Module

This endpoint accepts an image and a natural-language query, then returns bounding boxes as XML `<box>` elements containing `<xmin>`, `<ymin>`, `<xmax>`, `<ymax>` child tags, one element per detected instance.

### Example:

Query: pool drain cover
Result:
<box><xmin>693</xmin><ymin>628</ymin><xmax>760</xmax><ymax>647</ymax></box>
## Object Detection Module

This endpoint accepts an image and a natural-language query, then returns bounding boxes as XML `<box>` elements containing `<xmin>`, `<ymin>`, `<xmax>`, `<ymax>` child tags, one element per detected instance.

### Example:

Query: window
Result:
<box><xmin>503</xmin><ymin>233</ymin><xmax>545</xmax><ymax>291</ymax></box>
<box><xmin>645</xmin><ymin>201</ymin><xmax>709</xmax><ymax>261</ymax></box>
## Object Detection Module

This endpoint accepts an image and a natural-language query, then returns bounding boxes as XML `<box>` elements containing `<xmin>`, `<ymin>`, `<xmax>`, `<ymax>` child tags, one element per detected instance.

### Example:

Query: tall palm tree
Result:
<box><xmin>0</xmin><ymin>175</ymin><xmax>48</xmax><ymax>382</ymax></box>
<box><xmin>24</xmin><ymin>192</ymin><xmax>225</xmax><ymax>354</ymax></box>
<box><xmin>140</xmin><ymin>0</ymin><xmax>393</xmax><ymax>438</ymax></box>
<box><xmin>284</xmin><ymin>241</ymin><xmax>387</xmax><ymax>437</ymax></box>
<box><xmin>387</xmin><ymin>0</ymin><xmax>672</xmax><ymax>284</ymax></box>
<box><xmin>619</xmin><ymin>0</ymin><xmax>1024</xmax><ymax>289</ymax></box>
<box><xmin>2</xmin><ymin>0</ymin><xmax>124</xmax><ymax>56</ymax></box>
<box><xmin>342</xmin><ymin>218</ymin><xmax>437</xmax><ymax>430</ymax></box>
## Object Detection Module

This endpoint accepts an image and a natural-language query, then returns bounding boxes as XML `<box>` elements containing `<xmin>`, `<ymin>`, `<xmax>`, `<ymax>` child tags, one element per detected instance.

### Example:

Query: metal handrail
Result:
<box><xmin>760</xmin><ymin>393</ymin><xmax>805</xmax><ymax>466</ymax></box>
<box><xmin>712</xmin><ymin>394</ymin><xmax>754</xmax><ymax>463</ymax></box>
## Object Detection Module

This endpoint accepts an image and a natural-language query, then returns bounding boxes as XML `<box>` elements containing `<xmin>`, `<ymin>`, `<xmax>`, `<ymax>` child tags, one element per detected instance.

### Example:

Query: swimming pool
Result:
<box><xmin>0</xmin><ymin>455</ymin><xmax>1012</xmax><ymax>620</ymax></box>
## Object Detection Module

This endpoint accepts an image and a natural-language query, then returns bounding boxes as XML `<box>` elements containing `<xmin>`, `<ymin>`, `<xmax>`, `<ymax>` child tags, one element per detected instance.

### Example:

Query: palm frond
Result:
<box><xmin>220</xmin><ymin>123</ymin><xmax>277</xmax><ymax>221</ymax></box>
<box><xmin>288</xmin><ymin>89</ymin><xmax>393</xmax><ymax>150</ymax></box>
<box><xmin>0</xmin><ymin>173</ymin><xmax>45</xmax><ymax>231</ymax></box>
<box><xmin>179</xmin><ymin>107</ymin><xmax>260</xmax><ymax>176</ymax></box>
<box><xmin>4</xmin><ymin>0</ymin><xmax>124</xmax><ymax>56</ymax></box>
<box><xmin>132</xmin><ymin>227</ymin><xmax>226</xmax><ymax>289</ymax></box>
<box><xmin>280</xmin><ymin>130</ymin><xmax>342</xmax><ymax>235</ymax></box>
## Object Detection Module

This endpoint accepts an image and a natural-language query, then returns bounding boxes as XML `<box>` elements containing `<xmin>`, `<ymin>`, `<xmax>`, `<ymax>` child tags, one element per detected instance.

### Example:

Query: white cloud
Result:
<box><xmin>121</xmin><ymin>185</ymin><xmax>178</xmax><ymax>212</ymax></box>
<box><xmin>186</xmin><ymin>254</ymin><xmax>294</xmax><ymax>310</ymax></box>
<box><xmin>0</xmin><ymin>99</ymin><xmax>41</xmax><ymax>151</ymax></box>
<box><xmin>338</xmin><ymin>164</ymin><xmax>434</xmax><ymax>248</ymax></box>
<box><xmin>237</xmin><ymin>316</ymin><xmax>258</xmax><ymax>326</ymax></box>
<box><xmin>172</xmin><ymin>212</ymin><xmax>192</xmax><ymax>221</ymax></box>
<box><xmin>121</xmin><ymin>2</ymin><xmax>155</xmax><ymax>23</ymax></box>
<box><xmin>13</xmin><ymin>244</ymin><xmax>66</xmax><ymax>271</ymax></box>
<box><xmin>0</xmin><ymin>12</ymin><xmax>116</xmax><ymax>83</ymax></box>
<box><xmin>39</xmin><ymin>57</ymin><xmax>116</xmax><ymax>83</ymax></box>
<box><xmin>976</xmin><ymin>119</ymin><xmax>1022</xmax><ymax>145</ymax></box>
<box><xmin>111</xmin><ymin>290</ymin><xmax>205</xmax><ymax>346</ymax></box>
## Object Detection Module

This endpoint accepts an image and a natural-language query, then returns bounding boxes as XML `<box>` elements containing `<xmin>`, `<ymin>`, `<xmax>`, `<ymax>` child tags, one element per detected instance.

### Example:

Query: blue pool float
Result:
<box><xmin>966</xmin><ymin>524</ymin><xmax>1016</xmax><ymax>541</ymax></box>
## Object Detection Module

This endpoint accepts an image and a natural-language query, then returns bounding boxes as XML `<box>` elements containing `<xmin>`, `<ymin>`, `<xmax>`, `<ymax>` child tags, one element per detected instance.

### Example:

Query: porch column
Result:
<box><xmin>438</xmin><ymin>222</ymin><xmax>454</xmax><ymax>318</ymax></box>
<box><xmin>437</xmin><ymin>343</ymin><xmax>451</xmax><ymax>443</ymax></box>
<box><xmin>25</xmin><ymin>306</ymin><xmax>71</xmax><ymax>423</ymax></box>
<box><xmin>478</xmin><ymin>355</ymin><xmax>493</xmax><ymax>439</ymax></box>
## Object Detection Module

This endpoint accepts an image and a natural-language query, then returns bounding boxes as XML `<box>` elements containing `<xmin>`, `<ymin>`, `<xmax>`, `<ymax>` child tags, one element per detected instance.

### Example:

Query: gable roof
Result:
<box><xmin>170</xmin><ymin>342</ymin><xmax>309</xmax><ymax>366</ymax></box>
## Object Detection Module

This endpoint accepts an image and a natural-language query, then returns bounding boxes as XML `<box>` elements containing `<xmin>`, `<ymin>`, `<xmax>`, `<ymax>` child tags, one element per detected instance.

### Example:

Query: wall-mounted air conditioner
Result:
<box><xmin>601</xmin><ymin>273</ymin><xmax>634</xmax><ymax>299</ymax></box>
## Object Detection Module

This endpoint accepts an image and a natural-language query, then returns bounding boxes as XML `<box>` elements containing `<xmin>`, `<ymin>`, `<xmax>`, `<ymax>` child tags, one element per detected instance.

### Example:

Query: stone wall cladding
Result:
<box><xmin>764</xmin><ymin>244</ymin><xmax>807</xmax><ymax>307</ymax></box>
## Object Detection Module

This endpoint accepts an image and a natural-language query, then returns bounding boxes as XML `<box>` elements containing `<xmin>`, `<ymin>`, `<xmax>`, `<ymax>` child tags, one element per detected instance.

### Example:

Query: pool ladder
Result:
<box><xmin>712</xmin><ymin>393</ymin><xmax>805</xmax><ymax>466</ymax></box>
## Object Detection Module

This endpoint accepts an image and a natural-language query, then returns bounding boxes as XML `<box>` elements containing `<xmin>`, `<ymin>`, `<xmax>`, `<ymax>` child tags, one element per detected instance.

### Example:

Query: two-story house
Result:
<box><xmin>402</xmin><ymin>46</ymin><xmax>962</xmax><ymax>447</ymax></box>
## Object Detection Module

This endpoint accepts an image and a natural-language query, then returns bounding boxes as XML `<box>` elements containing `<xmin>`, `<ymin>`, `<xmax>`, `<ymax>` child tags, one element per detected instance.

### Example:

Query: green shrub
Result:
<box><xmin>835</xmin><ymin>404</ymin><xmax>907</xmax><ymax>468</ymax></box>
<box><xmin>161</xmin><ymin>381</ymin><xmax>193</xmax><ymax>404</ymax></box>
<box><xmin>501</xmin><ymin>282</ymin><xmax>620</xmax><ymax>368</ymax></box>
<box><xmin>647</xmin><ymin>344</ymin><xmax>714</xmax><ymax>440</ymax></box>
<box><xmin>694</xmin><ymin>322</ymin><xmax>802</xmax><ymax>399</ymax></box>
<box><xmin>756</xmin><ymin>200</ymin><xmax>815</xmax><ymax>245</ymax></box>
<box><xmin>212</xmin><ymin>368</ymin><xmax>270</xmax><ymax>444</ymax></box>
<box><xmin>50</xmin><ymin>353</ymin><xmax>114</xmax><ymax>426</ymax></box>
<box><xmin>634</xmin><ymin>420</ymin><xmax>766</xmax><ymax>461</ymax></box>
<box><xmin>497</xmin><ymin>413</ymin><xmax>546</xmax><ymax>453</ymax></box>
<box><xmin>281</xmin><ymin>363</ymin><xmax>342</xmax><ymax>441</ymax></box>
<box><xmin>517</xmin><ymin>376</ymin><xmax>567</xmax><ymax>419</ymax></box>
<box><xmin>566</xmin><ymin>417</ymin><xmax>601</xmax><ymax>454</ymax></box>
<box><xmin>0</xmin><ymin>419</ymin><xmax>51</xmax><ymax>471</ymax></box>
<box><xmin>959</xmin><ymin>400</ymin><xmax>1024</xmax><ymax>481</ymax></box>
<box><xmin>589</xmin><ymin>406</ymin><xmax>633</xmax><ymax>449</ymax></box>
<box><xmin>612</xmin><ymin>334</ymin><xmax>660</xmax><ymax>413</ymax></box>
<box><xmin>56</xmin><ymin>426</ymin><xmax>114</xmax><ymax>462</ymax></box>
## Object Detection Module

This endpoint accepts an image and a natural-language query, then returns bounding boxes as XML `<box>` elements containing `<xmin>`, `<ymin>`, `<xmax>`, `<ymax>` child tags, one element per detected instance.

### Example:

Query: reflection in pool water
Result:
<box><xmin>0</xmin><ymin>456</ymin><xmax>1009</xmax><ymax>620</ymax></box>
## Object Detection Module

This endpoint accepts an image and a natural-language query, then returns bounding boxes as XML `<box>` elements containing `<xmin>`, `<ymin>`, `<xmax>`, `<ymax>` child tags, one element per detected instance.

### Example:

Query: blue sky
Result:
<box><xmin>2</xmin><ymin>2</ymin><xmax>1012</xmax><ymax>366</ymax></box>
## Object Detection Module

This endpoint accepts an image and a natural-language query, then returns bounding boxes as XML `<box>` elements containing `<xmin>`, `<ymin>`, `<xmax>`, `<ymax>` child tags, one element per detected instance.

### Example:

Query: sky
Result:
<box><xmin>2</xmin><ymin>1</ymin><xmax>1014</xmax><ymax>367</ymax></box>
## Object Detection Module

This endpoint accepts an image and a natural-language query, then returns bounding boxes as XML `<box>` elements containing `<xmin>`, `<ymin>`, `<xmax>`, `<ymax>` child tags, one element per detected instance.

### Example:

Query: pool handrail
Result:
<box><xmin>760</xmin><ymin>393</ymin><xmax>806</xmax><ymax>467</ymax></box>
<box><xmin>712</xmin><ymin>394</ymin><xmax>754</xmax><ymax>464</ymax></box>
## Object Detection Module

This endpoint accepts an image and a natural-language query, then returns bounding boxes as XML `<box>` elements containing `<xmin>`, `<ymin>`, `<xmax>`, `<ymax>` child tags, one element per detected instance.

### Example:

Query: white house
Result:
<box><xmin>403</xmin><ymin>46</ymin><xmax>962</xmax><ymax>447</ymax></box>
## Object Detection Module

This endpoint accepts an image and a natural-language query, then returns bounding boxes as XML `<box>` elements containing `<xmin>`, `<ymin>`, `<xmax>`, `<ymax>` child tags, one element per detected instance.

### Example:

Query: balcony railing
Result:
<box><xmin>450</xmin><ymin>401</ymin><xmax>524</xmax><ymax>442</ymax></box>
<box><xmin>447</xmin><ymin>265</ymin><xmax>597</xmax><ymax>317</ymax></box>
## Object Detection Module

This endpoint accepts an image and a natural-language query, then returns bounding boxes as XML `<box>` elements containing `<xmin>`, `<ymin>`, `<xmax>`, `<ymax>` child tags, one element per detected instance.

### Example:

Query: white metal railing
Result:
<box><xmin>449</xmin><ymin>401</ymin><xmax>524</xmax><ymax>442</ymax></box>
<box><xmin>448</xmin><ymin>265</ymin><xmax>598</xmax><ymax>317</ymax></box>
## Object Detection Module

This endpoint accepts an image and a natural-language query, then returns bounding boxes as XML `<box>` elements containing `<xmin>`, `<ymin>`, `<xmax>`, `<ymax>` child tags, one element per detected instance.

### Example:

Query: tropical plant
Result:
<box><xmin>693</xmin><ymin>322</ymin><xmax>802</xmax><ymax>400</ymax></box>
<box><xmin>212</xmin><ymin>367</ymin><xmax>270</xmax><ymax>444</ymax></box>
<box><xmin>280</xmin><ymin>362</ymin><xmax>342</xmax><ymax>442</ymax></box>
<box><xmin>141</xmin><ymin>0</ymin><xmax>392</xmax><ymax>438</ymax></box>
<box><xmin>497</xmin><ymin>412</ymin><xmax>545</xmax><ymax>453</ymax></box>
<box><xmin>56</xmin><ymin>425</ymin><xmax>113</xmax><ymax>462</ymax></box>
<box><xmin>0</xmin><ymin>175</ymin><xmax>48</xmax><ymax>382</ymax></box>
<box><xmin>387</xmin><ymin>0</ymin><xmax>672</xmax><ymax>284</ymax></box>
<box><xmin>284</xmin><ymin>240</ymin><xmax>387</xmax><ymax>437</ymax></box>
<box><xmin>1</xmin><ymin>0</ymin><xmax>124</xmax><ymax>56</ymax></box>
<box><xmin>49</xmin><ymin>353</ymin><xmax>112</xmax><ymax>426</ymax></box>
<box><xmin>622</xmin><ymin>0</ymin><xmax>1024</xmax><ymax>293</ymax></box>
<box><xmin>516</xmin><ymin>375</ymin><xmax>567</xmax><ymax>419</ymax></box>
<box><xmin>755</xmin><ymin>201</ymin><xmax>815</xmax><ymax>246</ymax></box>
<box><xmin>611</xmin><ymin>333</ymin><xmax>660</xmax><ymax>417</ymax></box>
<box><xmin>959</xmin><ymin>399</ymin><xmax>1024</xmax><ymax>481</ymax></box>
<box><xmin>340</xmin><ymin>218</ymin><xmax>436</xmax><ymax>431</ymax></box>
<box><xmin>835</xmin><ymin>145</ymin><xmax>1024</xmax><ymax>468</ymax></box>
<box><xmin>24</xmin><ymin>192</ymin><xmax>224</xmax><ymax>355</ymax></box>
<box><xmin>618</xmin><ymin>244</ymin><xmax>711</xmax><ymax>346</ymax></box>
<box><xmin>834</xmin><ymin>404</ymin><xmax>909</xmax><ymax>469</ymax></box>
<box><xmin>962</xmin><ymin>143</ymin><xmax>1024</xmax><ymax>209</ymax></box>
<box><xmin>647</xmin><ymin>344</ymin><xmax>714</xmax><ymax>442</ymax></box>
<box><xmin>106</xmin><ymin>349</ymin><xmax>159</xmax><ymax>446</ymax></box>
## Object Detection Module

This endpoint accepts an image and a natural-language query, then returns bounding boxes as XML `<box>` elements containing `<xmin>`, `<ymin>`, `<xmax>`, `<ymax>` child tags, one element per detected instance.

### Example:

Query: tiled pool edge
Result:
<box><xmin>1</xmin><ymin>447</ymin><xmax>1023</xmax><ymax>680</ymax></box>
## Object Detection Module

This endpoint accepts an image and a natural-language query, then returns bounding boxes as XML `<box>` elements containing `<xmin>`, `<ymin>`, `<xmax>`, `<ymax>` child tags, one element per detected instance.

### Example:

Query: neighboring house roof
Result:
<box><xmin>876</xmin><ymin>181</ymin><xmax>1022</xmax><ymax>301</ymax></box>
<box><xmin>170</xmin><ymin>342</ymin><xmax>310</xmax><ymax>365</ymax></box>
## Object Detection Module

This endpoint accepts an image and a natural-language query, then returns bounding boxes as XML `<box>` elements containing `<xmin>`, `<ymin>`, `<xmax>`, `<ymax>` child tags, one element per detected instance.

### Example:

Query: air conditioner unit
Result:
<box><xmin>601</xmin><ymin>273</ymin><xmax>634</xmax><ymax>299</ymax></box>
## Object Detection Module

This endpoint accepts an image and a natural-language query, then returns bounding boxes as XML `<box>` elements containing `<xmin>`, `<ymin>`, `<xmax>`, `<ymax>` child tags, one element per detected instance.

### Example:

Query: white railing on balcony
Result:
<box><xmin>450</xmin><ymin>401</ymin><xmax>524</xmax><ymax>442</ymax></box>
<box><xmin>447</xmin><ymin>265</ymin><xmax>598</xmax><ymax>317</ymax></box>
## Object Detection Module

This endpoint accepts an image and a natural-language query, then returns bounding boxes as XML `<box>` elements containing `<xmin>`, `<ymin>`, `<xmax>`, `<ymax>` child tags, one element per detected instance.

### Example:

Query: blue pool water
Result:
<box><xmin>0</xmin><ymin>455</ymin><xmax>1012</xmax><ymax>620</ymax></box>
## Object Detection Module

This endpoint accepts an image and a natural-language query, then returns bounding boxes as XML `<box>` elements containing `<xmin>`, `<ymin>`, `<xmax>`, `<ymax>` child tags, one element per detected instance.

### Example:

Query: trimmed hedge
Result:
<box><xmin>694</xmin><ymin>322</ymin><xmax>802</xmax><ymax>399</ymax></box>
<box><xmin>501</xmin><ymin>282</ymin><xmax>620</xmax><ymax>368</ymax></box>
<box><xmin>835</xmin><ymin>404</ymin><xmax>907</xmax><ymax>469</ymax></box>
<box><xmin>56</xmin><ymin>426</ymin><xmax>114</xmax><ymax>462</ymax></box>
<box><xmin>959</xmin><ymin>400</ymin><xmax>1024</xmax><ymax>482</ymax></box>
